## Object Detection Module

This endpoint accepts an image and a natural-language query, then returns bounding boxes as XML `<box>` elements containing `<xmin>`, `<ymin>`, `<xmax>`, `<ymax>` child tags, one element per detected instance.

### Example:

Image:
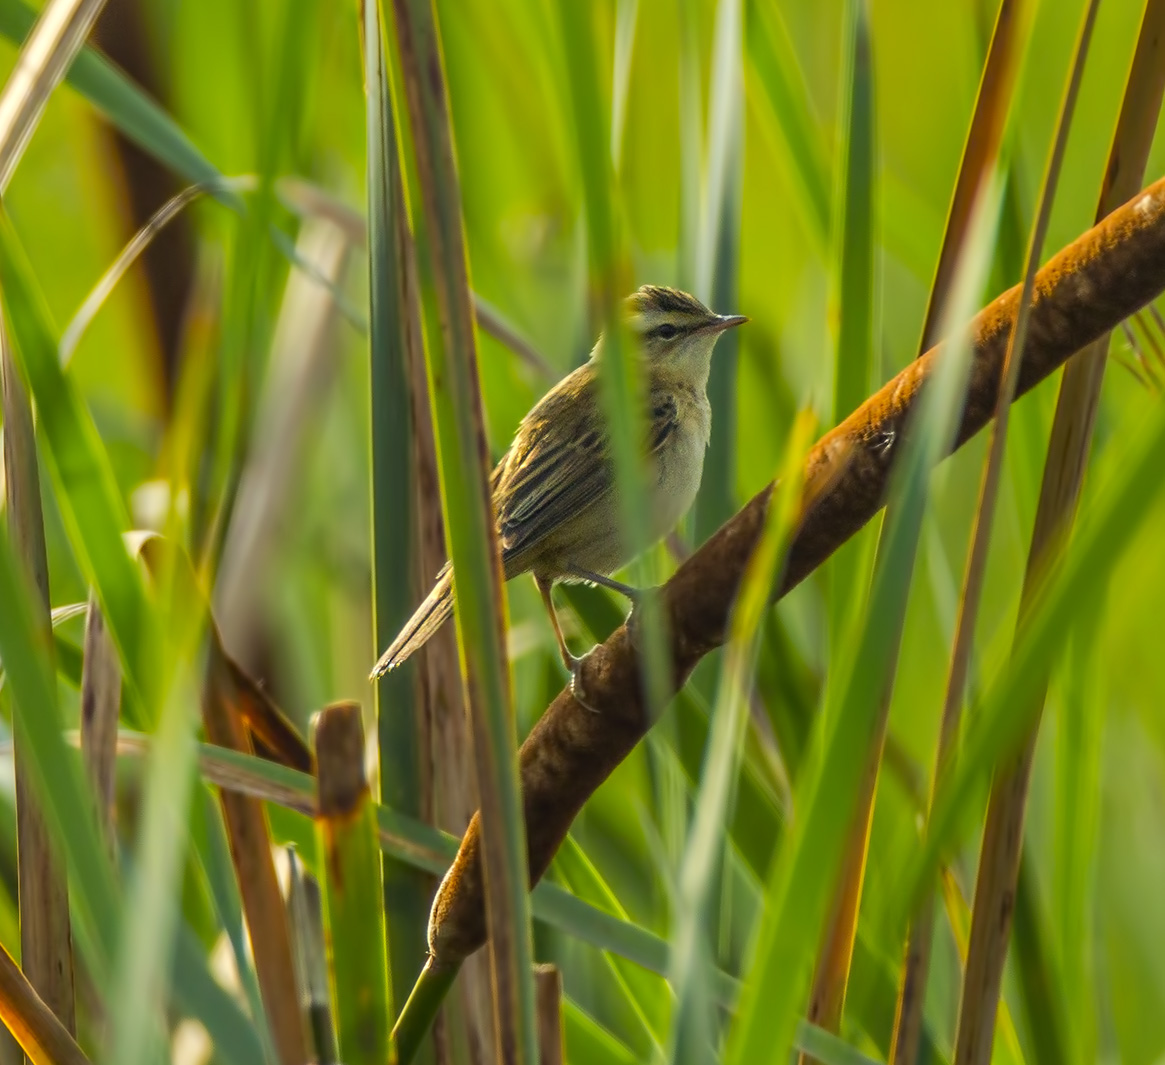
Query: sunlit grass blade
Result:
<box><xmin>0</xmin><ymin>206</ymin><xmax>156</xmax><ymax>725</ymax></box>
<box><xmin>0</xmin><ymin>0</ymin><xmax>222</xmax><ymax>190</ymax></box>
<box><xmin>555</xmin><ymin>0</ymin><xmax>669</xmax><ymax>721</ymax></box>
<box><xmin>554</xmin><ymin>838</ymin><xmax>664</xmax><ymax>1057</ymax></box>
<box><xmin>893</xmin><ymin>362</ymin><xmax>1165</xmax><ymax>966</ymax></box>
<box><xmin>950</xmin><ymin>7</ymin><xmax>1100</xmax><ymax>1062</ymax></box>
<box><xmin>361</xmin><ymin>0</ymin><xmax>434</xmax><ymax>1035</ymax></box>
<box><xmin>1</xmin><ymin>314</ymin><xmax>76</xmax><ymax>1035</ymax></box>
<box><xmin>667</xmin><ymin>408</ymin><xmax>813</xmax><ymax>1064</ymax></box>
<box><xmin>727</xmin><ymin>169</ymin><xmax>1003</xmax><ymax>1065</ymax></box>
<box><xmin>0</xmin><ymin>0</ymin><xmax>108</xmax><ymax>191</ymax></box>
<box><xmin>314</xmin><ymin>703</ymin><xmax>393</xmax><ymax>1065</ymax></box>
<box><xmin>692</xmin><ymin>0</ymin><xmax>743</xmax><ymax>545</ymax></box>
<box><xmin>107</xmin><ymin>539</ymin><xmax>206</xmax><ymax>1065</ymax></box>
<box><xmin>0</xmin><ymin>944</ymin><xmax>89</xmax><ymax>1065</ymax></box>
<box><xmin>745</xmin><ymin>0</ymin><xmax>829</xmax><ymax>252</ymax></box>
<box><xmin>389</xmin><ymin>0</ymin><xmax>534</xmax><ymax>1060</ymax></box>
<box><xmin>808</xmin><ymin>0</ymin><xmax>876</xmax><ymax>1046</ymax></box>
<box><xmin>915</xmin><ymin>0</ymin><xmax>1027</xmax><ymax>353</ymax></box>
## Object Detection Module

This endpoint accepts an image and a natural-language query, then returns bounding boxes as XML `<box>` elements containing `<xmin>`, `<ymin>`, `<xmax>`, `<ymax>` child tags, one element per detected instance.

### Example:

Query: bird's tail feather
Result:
<box><xmin>370</xmin><ymin>563</ymin><xmax>454</xmax><ymax>678</ymax></box>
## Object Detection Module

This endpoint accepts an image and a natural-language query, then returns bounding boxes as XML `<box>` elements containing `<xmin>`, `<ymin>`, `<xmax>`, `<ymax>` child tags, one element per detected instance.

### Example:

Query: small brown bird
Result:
<box><xmin>371</xmin><ymin>284</ymin><xmax>747</xmax><ymax>683</ymax></box>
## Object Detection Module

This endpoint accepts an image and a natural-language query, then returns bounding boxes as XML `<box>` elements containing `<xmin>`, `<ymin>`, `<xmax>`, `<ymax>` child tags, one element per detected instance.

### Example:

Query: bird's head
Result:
<box><xmin>623</xmin><ymin>285</ymin><xmax>747</xmax><ymax>386</ymax></box>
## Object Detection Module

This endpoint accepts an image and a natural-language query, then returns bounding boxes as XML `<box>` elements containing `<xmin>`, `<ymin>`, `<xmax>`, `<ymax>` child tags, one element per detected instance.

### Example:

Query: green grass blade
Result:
<box><xmin>0</xmin><ymin>525</ymin><xmax>121</xmax><ymax>978</ymax></box>
<box><xmin>0</xmin><ymin>206</ymin><xmax>156</xmax><ymax>726</ymax></box>
<box><xmin>555</xmin><ymin>0</ymin><xmax>669</xmax><ymax>719</ymax></box>
<box><xmin>362</xmin><ymin>0</ymin><xmax>432</xmax><ymax>1032</ymax></box>
<box><xmin>692</xmin><ymin>0</ymin><xmax>744</xmax><ymax>545</ymax></box>
<box><xmin>667</xmin><ymin>409</ymin><xmax>814</xmax><ymax>1064</ymax></box>
<box><xmin>314</xmin><ymin>704</ymin><xmax>393</xmax><ymax>1065</ymax></box>
<box><xmin>727</xmin><ymin>170</ymin><xmax>1003</xmax><ymax>1065</ymax></box>
<box><xmin>830</xmin><ymin>0</ymin><xmax>875</xmax><ymax>426</ymax></box>
<box><xmin>745</xmin><ymin>0</ymin><xmax>830</xmax><ymax>252</ymax></box>
<box><xmin>895</xmin><ymin>381</ymin><xmax>1165</xmax><ymax>953</ymax></box>
<box><xmin>2</xmin><ymin>312</ymin><xmax>77</xmax><ymax>1034</ymax></box>
<box><xmin>389</xmin><ymin>0</ymin><xmax>535</xmax><ymax>1058</ymax></box>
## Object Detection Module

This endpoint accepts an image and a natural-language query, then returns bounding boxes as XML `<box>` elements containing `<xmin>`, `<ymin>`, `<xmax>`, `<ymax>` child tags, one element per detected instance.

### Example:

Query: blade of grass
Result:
<box><xmin>362</xmin><ymin>0</ymin><xmax>435</xmax><ymax>1044</ymax></box>
<box><xmin>0</xmin><ymin>205</ymin><xmax>156</xmax><ymax>727</ymax></box>
<box><xmin>948</xmin><ymin>7</ymin><xmax>1101</xmax><ymax>1063</ymax></box>
<box><xmin>0</xmin><ymin>0</ymin><xmax>107</xmax><ymax>191</ymax></box>
<box><xmin>0</xmin><ymin>533</ymin><xmax>265</xmax><ymax>1062</ymax></box>
<box><xmin>744</xmin><ymin>0</ymin><xmax>830</xmax><ymax>252</ymax></box>
<box><xmin>692</xmin><ymin>0</ymin><xmax>744</xmax><ymax>546</ymax></box>
<box><xmin>103</xmin><ymin>730</ymin><xmax>744</xmax><ymax>1002</ymax></box>
<box><xmin>287</xmin><ymin>850</ymin><xmax>337</xmax><ymax>1065</ymax></box>
<box><xmin>805</xmin><ymin>0</ymin><xmax>876</xmax><ymax>1049</ymax></box>
<box><xmin>915</xmin><ymin>0</ymin><xmax>1027</xmax><ymax>353</ymax></box>
<box><xmin>106</xmin><ymin>542</ymin><xmax>205</xmax><ymax>1065</ymax></box>
<box><xmin>727</xmin><ymin>165</ymin><xmax>1004</xmax><ymax>1065</ymax></box>
<box><xmin>314</xmin><ymin>704</ymin><xmax>393</xmax><ymax>1065</ymax></box>
<box><xmin>667</xmin><ymin>409</ymin><xmax>814</xmax><ymax>1065</ymax></box>
<box><xmin>388</xmin><ymin>0</ymin><xmax>535</xmax><ymax>1060</ymax></box>
<box><xmin>79</xmin><ymin>591</ymin><xmax>120</xmax><ymax>851</ymax></box>
<box><xmin>0</xmin><ymin>0</ymin><xmax>224</xmax><ymax>193</ymax></box>
<box><xmin>891</xmin><ymin>4</ymin><xmax>1028</xmax><ymax>1059</ymax></box>
<box><xmin>555</xmin><ymin>0</ymin><xmax>670</xmax><ymax>741</ymax></box>
<box><xmin>893</xmin><ymin>348</ymin><xmax>1165</xmax><ymax>977</ymax></box>
<box><xmin>1</xmin><ymin>315</ymin><xmax>76</xmax><ymax>1040</ymax></box>
<box><xmin>0</xmin><ymin>945</ymin><xmax>89</xmax><ymax>1065</ymax></box>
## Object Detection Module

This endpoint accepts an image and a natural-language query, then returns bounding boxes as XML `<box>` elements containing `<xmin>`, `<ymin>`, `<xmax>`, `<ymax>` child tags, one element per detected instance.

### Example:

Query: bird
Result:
<box><xmin>370</xmin><ymin>284</ymin><xmax>748</xmax><ymax>688</ymax></box>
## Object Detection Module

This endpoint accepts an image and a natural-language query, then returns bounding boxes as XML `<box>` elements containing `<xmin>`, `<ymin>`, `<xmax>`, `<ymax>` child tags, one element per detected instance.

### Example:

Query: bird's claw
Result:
<box><xmin>567</xmin><ymin>650</ymin><xmax>601</xmax><ymax>713</ymax></box>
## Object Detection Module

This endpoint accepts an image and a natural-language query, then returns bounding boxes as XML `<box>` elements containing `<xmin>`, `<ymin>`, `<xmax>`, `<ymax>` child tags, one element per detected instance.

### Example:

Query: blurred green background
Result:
<box><xmin>2</xmin><ymin>0</ymin><xmax>1165</xmax><ymax>1061</ymax></box>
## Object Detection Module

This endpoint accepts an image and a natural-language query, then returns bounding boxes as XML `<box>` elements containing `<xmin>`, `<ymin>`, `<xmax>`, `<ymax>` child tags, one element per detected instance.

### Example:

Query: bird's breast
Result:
<box><xmin>648</xmin><ymin>392</ymin><xmax>710</xmax><ymax>542</ymax></box>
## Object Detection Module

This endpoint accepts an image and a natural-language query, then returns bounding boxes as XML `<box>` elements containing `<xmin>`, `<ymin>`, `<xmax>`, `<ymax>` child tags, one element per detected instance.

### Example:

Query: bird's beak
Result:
<box><xmin>708</xmin><ymin>313</ymin><xmax>749</xmax><ymax>333</ymax></box>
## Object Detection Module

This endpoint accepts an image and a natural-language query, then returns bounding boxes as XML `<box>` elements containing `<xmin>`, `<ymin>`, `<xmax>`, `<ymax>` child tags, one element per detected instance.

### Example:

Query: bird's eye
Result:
<box><xmin>655</xmin><ymin>323</ymin><xmax>679</xmax><ymax>340</ymax></box>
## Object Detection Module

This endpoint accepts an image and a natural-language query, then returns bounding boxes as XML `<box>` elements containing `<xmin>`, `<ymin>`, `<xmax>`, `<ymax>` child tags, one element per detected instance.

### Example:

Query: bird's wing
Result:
<box><xmin>496</xmin><ymin>378</ymin><xmax>680</xmax><ymax>563</ymax></box>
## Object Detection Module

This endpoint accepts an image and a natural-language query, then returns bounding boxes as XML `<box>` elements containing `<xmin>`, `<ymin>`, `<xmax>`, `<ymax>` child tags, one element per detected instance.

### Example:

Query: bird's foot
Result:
<box><xmin>566</xmin><ymin>649</ymin><xmax>601</xmax><ymax>714</ymax></box>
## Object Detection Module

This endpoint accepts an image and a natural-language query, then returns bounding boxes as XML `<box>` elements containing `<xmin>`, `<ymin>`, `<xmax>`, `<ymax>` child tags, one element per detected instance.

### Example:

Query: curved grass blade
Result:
<box><xmin>0</xmin><ymin>0</ymin><xmax>108</xmax><ymax>192</ymax></box>
<box><xmin>389</xmin><ymin>0</ymin><xmax>534</xmax><ymax>1059</ymax></box>
<box><xmin>314</xmin><ymin>704</ymin><xmax>393</xmax><ymax>1065</ymax></box>
<box><xmin>0</xmin><ymin>0</ymin><xmax>224</xmax><ymax>194</ymax></box>
<box><xmin>0</xmin><ymin>943</ymin><xmax>89</xmax><ymax>1065</ymax></box>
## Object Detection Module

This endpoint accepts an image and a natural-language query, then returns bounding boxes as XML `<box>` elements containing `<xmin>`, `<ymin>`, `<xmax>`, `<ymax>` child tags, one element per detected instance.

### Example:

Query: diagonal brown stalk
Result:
<box><xmin>806</xmin><ymin>3</ymin><xmax>1025</xmax><ymax>1055</ymax></box>
<box><xmin>201</xmin><ymin>648</ymin><xmax>309</xmax><ymax>1065</ymax></box>
<box><xmin>953</xmin><ymin>3</ymin><xmax>1165</xmax><ymax>1062</ymax></box>
<box><xmin>425</xmin><ymin>169</ymin><xmax>1165</xmax><ymax>975</ymax></box>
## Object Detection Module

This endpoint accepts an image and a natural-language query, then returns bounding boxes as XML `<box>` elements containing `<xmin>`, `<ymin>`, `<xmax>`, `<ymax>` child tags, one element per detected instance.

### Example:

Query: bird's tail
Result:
<box><xmin>370</xmin><ymin>563</ymin><xmax>454</xmax><ymax>678</ymax></box>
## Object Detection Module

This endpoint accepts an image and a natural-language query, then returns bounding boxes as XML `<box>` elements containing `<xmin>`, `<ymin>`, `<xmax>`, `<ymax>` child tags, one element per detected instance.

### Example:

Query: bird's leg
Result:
<box><xmin>562</xmin><ymin>564</ymin><xmax>644</xmax><ymax>605</ymax></box>
<box><xmin>534</xmin><ymin>574</ymin><xmax>599</xmax><ymax>712</ymax></box>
